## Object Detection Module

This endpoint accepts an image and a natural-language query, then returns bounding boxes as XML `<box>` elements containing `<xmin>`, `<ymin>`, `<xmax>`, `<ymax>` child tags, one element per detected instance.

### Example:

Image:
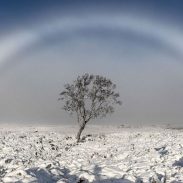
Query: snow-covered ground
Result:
<box><xmin>0</xmin><ymin>125</ymin><xmax>183</xmax><ymax>183</ymax></box>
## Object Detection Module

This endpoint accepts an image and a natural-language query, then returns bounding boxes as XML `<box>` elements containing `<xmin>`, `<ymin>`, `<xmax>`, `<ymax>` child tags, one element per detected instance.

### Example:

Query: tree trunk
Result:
<box><xmin>76</xmin><ymin>123</ymin><xmax>85</xmax><ymax>142</ymax></box>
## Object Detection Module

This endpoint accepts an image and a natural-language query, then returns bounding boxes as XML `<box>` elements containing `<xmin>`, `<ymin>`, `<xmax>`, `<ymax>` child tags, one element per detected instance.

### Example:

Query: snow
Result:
<box><xmin>0</xmin><ymin>125</ymin><xmax>183</xmax><ymax>183</ymax></box>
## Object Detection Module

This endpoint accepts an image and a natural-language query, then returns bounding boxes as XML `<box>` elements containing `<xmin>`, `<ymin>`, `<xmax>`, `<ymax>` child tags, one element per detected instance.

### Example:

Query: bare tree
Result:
<box><xmin>59</xmin><ymin>74</ymin><xmax>121</xmax><ymax>142</ymax></box>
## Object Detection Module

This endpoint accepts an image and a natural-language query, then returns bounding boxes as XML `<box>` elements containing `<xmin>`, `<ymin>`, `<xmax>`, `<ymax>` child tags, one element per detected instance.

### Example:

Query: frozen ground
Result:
<box><xmin>0</xmin><ymin>125</ymin><xmax>183</xmax><ymax>183</ymax></box>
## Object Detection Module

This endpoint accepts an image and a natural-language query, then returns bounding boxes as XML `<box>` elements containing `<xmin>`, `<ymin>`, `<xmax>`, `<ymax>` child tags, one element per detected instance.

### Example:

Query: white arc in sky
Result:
<box><xmin>0</xmin><ymin>15</ymin><xmax>183</xmax><ymax>69</ymax></box>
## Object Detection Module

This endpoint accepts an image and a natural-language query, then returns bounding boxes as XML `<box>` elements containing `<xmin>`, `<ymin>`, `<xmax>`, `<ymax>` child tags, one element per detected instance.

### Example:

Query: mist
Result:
<box><xmin>0</xmin><ymin>1</ymin><xmax>183</xmax><ymax>126</ymax></box>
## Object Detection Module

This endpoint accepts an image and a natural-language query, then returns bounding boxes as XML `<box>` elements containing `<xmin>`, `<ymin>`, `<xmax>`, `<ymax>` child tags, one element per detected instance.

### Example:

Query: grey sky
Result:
<box><xmin>0</xmin><ymin>1</ymin><xmax>183</xmax><ymax>125</ymax></box>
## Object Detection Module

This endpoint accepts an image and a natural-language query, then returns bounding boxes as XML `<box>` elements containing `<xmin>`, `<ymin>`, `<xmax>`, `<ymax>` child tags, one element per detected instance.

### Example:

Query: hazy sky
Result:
<box><xmin>0</xmin><ymin>0</ymin><xmax>183</xmax><ymax>125</ymax></box>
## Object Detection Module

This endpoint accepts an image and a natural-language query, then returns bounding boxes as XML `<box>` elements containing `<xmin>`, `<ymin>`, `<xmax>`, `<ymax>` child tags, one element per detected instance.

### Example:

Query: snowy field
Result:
<box><xmin>0</xmin><ymin>125</ymin><xmax>183</xmax><ymax>183</ymax></box>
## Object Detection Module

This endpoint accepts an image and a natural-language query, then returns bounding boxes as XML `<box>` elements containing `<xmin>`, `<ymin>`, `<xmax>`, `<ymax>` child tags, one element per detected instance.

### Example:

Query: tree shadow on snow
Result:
<box><xmin>26</xmin><ymin>166</ymin><xmax>78</xmax><ymax>183</ymax></box>
<box><xmin>25</xmin><ymin>164</ymin><xmax>137</xmax><ymax>183</ymax></box>
<box><xmin>92</xmin><ymin>165</ymin><xmax>134</xmax><ymax>183</ymax></box>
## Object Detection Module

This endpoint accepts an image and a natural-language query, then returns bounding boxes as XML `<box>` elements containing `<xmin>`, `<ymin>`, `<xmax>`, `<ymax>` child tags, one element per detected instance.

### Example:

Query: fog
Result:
<box><xmin>0</xmin><ymin>1</ymin><xmax>183</xmax><ymax>126</ymax></box>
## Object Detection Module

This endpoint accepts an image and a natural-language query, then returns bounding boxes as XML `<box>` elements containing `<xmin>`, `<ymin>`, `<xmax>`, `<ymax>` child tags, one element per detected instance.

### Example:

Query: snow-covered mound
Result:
<box><xmin>0</xmin><ymin>125</ymin><xmax>183</xmax><ymax>183</ymax></box>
